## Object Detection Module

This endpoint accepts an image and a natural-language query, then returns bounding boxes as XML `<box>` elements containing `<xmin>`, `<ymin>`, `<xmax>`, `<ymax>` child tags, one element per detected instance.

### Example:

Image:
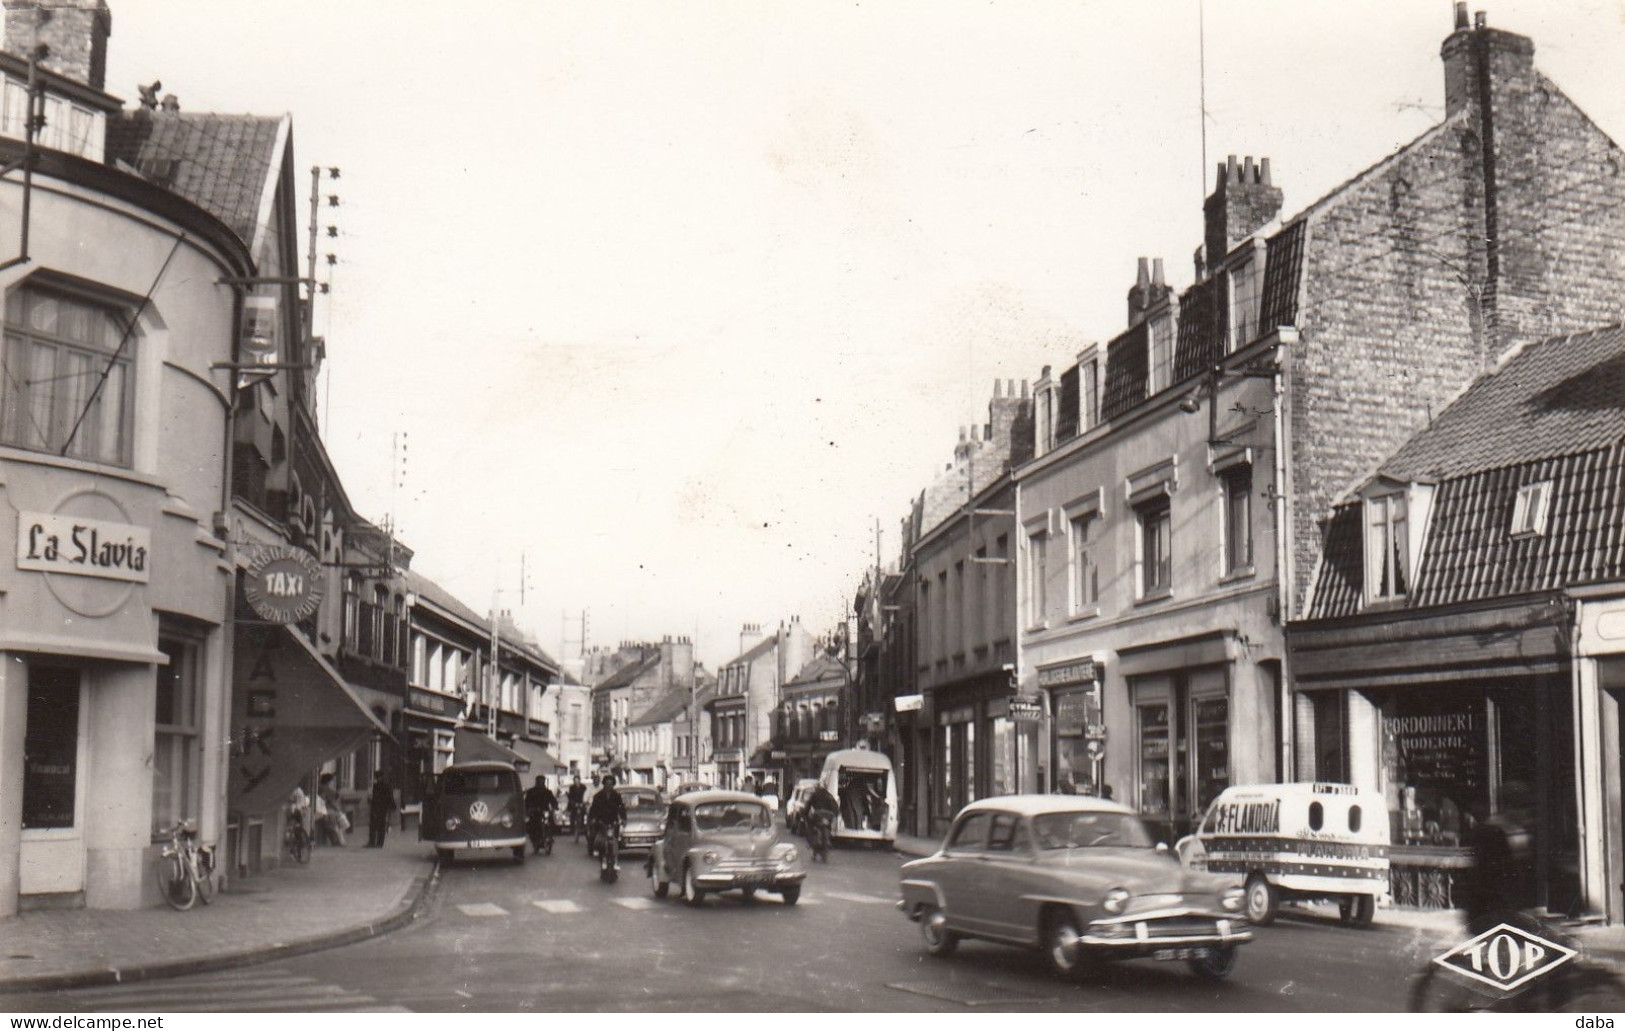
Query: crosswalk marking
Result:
<box><xmin>59</xmin><ymin>967</ymin><xmax>403</xmax><ymax>1013</ymax></box>
<box><xmin>533</xmin><ymin>898</ymin><xmax>584</xmax><ymax>914</ymax></box>
<box><xmin>456</xmin><ymin>902</ymin><xmax>510</xmax><ymax>916</ymax></box>
<box><xmin>822</xmin><ymin>890</ymin><xmax>889</xmax><ymax>904</ymax></box>
<box><xmin>612</xmin><ymin>896</ymin><xmax>658</xmax><ymax>910</ymax></box>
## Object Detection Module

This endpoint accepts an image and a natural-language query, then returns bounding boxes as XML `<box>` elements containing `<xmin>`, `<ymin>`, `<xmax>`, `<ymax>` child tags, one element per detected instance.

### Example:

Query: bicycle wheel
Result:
<box><xmin>1409</xmin><ymin>966</ymin><xmax>1496</xmax><ymax>1013</ymax></box>
<box><xmin>193</xmin><ymin>850</ymin><xmax>216</xmax><ymax>905</ymax></box>
<box><xmin>156</xmin><ymin>852</ymin><xmax>196</xmax><ymax>911</ymax></box>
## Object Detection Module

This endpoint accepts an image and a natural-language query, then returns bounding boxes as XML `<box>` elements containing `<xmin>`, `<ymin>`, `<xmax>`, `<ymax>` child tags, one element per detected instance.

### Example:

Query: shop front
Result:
<box><xmin>1290</xmin><ymin>598</ymin><xmax>1582</xmax><ymax>912</ymax></box>
<box><xmin>1038</xmin><ymin>658</ymin><xmax>1105</xmax><ymax>797</ymax></box>
<box><xmin>925</xmin><ymin>671</ymin><xmax>1036</xmax><ymax>837</ymax></box>
<box><xmin>403</xmin><ymin>686</ymin><xmax>459</xmax><ymax>818</ymax></box>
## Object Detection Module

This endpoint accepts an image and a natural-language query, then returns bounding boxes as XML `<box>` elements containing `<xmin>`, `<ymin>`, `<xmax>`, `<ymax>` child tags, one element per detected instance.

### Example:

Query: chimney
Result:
<box><xmin>2</xmin><ymin>0</ymin><xmax>111</xmax><ymax>90</ymax></box>
<box><xmin>739</xmin><ymin>622</ymin><xmax>763</xmax><ymax>655</ymax></box>
<box><xmin>987</xmin><ymin>376</ymin><xmax>1035</xmax><ymax>466</ymax></box>
<box><xmin>1203</xmin><ymin>155</ymin><xmax>1283</xmax><ymax>273</ymax></box>
<box><xmin>1127</xmin><ymin>257</ymin><xmax>1152</xmax><ymax>325</ymax></box>
<box><xmin>1441</xmin><ymin>9</ymin><xmax>1535</xmax><ymax>119</ymax></box>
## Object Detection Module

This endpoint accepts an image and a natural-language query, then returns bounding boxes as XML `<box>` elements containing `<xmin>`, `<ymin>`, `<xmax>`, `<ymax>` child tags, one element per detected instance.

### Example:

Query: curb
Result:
<box><xmin>0</xmin><ymin>859</ymin><xmax>444</xmax><ymax>994</ymax></box>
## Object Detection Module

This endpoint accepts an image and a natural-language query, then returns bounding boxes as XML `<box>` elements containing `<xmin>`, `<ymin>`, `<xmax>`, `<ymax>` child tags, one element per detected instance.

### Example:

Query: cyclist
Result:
<box><xmin>525</xmin><ymin>775</ymin><xmax>558</xmax><ymax>853</ymax></box>
<box><xmin>566</xmin><ymin>775</ymin><xmax>588</xmax><ymax>835</ymax></box>
<box><xmin>806</xmin><ymin>781</ymin><xmax>839</xmax><ymax>860</ymax></box>
<box><xmin>586</xmin><ymin>775</ymin><xmax>626</xmax><ymax>868</ymax></box>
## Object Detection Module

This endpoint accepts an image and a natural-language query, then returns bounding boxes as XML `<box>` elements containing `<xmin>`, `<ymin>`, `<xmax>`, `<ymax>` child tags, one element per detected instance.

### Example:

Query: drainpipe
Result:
<box><xmin>1273</xmin><ymin>329</ymin><xmax>1298</xmax><ymax>781</ymax></box>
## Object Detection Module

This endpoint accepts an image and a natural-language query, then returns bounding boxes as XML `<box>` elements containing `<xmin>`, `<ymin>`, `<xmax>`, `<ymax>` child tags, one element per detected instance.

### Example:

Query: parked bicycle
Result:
<box><xmin>156</xmin><ymin>819</ymin><xmax>216</xmax><ymax>911</ymax></box>
<box><xmin>285</xmin><ymin>811</ymin><xmax>312</xmax><ymax>865</ymax></box>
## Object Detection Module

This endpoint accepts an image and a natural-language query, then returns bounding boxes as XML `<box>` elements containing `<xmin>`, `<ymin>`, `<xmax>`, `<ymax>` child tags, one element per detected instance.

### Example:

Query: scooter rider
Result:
<box><xmin>807</xmin><ymin>781</ymin><xmax>839</xmax><ymax>858</ymax></box>
<box><xmin>586</xmin><ymin>775</ymin><xmax>626</xmax><ymax>868</ymax></box>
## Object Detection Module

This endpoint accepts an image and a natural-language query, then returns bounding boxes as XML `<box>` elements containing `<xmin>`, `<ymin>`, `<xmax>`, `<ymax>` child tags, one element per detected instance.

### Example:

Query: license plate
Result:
<box><xmin>737</xmin><ymin>873</ymin><xmax>775</xmax><ymax>887</ymax></box>
<box><xmin>1153</xmin><ymin>947</ymin><xmax>1212</xmax><ymax>962</ymax></box>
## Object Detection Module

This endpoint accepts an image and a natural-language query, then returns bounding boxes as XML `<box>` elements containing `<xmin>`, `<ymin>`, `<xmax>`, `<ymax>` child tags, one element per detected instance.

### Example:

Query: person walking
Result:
<box><xmin>318</xmin><ymin>772</ymin><xmax>347</xmax><ymax>846</ymax></box>
<box><xmin>367</xmin><ymin>770</ymin><xmax>397</xmax><ymax>847</ymax></box>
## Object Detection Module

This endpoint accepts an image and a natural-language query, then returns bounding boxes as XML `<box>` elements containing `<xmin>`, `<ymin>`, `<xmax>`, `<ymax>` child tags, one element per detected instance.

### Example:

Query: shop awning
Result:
<box><xmin>228</xmin><ymin>624</ymin><xmax>394</xmax><ymax>816</ymax></box>
<box><xmin>455</xmin><ymin>727</ymin><xmax>530</xmax><ymax>770</ymax></box>
<box><xmin>509</xmin><ymin>737</ymin><xmax>567</xmax><ymax>774</ymax></box>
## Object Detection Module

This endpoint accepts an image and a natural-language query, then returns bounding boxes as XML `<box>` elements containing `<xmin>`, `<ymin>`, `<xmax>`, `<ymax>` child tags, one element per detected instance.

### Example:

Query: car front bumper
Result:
<box><xmin>694</xmin><ymin>868</ymin><xmax>807</xmax><ymax>890</ymax></box>
<box><xmin>1081</xmin><ymin>913</ymin><xmax>1252</xmax><ymax>952</ymax></box>
<box><xmin>434</xmin><ymin>836</ymin><xmax>527</xmax><ymax>851</ymax></box>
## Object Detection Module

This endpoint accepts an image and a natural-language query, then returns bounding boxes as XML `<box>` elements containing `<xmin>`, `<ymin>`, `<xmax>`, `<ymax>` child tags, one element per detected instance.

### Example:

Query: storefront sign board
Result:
<box><xmin>17</xmin><ymin>511</ymin><xmax>150</xmax><ymax>583</ymax></box>
<box><xmin>243</xmin><ymin>545</ymin><xmax>323</xmax><ymax>623</ymax></box>
<box><xmin>1038</xmin><ymin>659</ymin><xmax>1099</xmax><ymax>689</ymax></box>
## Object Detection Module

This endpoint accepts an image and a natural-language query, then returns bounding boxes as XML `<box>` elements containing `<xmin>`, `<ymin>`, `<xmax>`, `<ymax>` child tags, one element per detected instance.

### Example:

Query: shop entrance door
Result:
<box><xmin>20</xmin><ymin>665</ymin><xmax>88</xmax><ymax>897</ymax></box>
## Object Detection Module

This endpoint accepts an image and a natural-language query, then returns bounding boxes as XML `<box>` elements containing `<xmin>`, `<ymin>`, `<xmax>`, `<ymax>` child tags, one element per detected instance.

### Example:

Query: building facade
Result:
<box><xmin>708</xmin><ymin>620</ymin><xmax>811</xmax><ymax>789</ymax></box>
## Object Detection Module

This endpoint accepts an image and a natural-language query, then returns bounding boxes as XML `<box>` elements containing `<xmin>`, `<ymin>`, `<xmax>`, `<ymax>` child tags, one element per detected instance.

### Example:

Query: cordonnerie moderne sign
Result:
<box><xmin>17</xmin><ymin>511</ymin><xmax>151</xmax><ymax>583</ymax></box>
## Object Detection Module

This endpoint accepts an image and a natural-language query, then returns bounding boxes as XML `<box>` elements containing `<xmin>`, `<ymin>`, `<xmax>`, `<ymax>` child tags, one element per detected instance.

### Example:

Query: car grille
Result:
<box><xmin>711</xmin><ymin>857</ymin><xmax>779</xmax><ymax>874</ymax></box>
<box><xmin>1141</xmin><ymin>918</ymin><xmax>1225</xmax><ymax>939</ymax></box>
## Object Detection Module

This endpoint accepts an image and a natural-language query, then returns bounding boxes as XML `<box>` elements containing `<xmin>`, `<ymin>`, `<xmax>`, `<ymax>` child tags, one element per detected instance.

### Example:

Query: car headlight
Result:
<box><xmin>445</xmin><ymin>816</ymin><xmax>461</xmax><ymax>831</ymax></box>
<box><xmin>703</xmin><ymin>850</ymin><xmax>719</xmax><ymax>865</ymax></box>
<box><xmin>1221</xmin><ymin>887</ymin><xmax>1244</xmax><ymax>912</ymax></box>
<box><xmin>778</xmin><ymin>846</ymin><xmax>798</xmax><ymax>865</ymax></box>
<box><xmin>499</xmin><ymin>812</ymin><xmax>513</xmax><ymax>828</ymax></box>
<box><xmin>1102</xmin><ymin>887</ymin><xmax>1131</xmax><ymax>914</ymax></box>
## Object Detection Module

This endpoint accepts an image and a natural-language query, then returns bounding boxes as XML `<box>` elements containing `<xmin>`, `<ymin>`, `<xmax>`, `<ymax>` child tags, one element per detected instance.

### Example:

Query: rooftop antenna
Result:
<box><xmin>1199</xmin><ymin>0</ymin><xmax>1209</xmax><ymax>210</ymax></box>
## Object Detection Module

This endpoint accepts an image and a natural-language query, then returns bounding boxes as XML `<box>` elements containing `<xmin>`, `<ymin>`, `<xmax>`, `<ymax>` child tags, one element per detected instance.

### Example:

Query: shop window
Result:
<box><xmin>1137</xmin><ymin>703</ymin><xmax>1170</xmax><ymax>818</ymax></box>
<box><xmin>1222</xmin><ymin>466</ymin><xmax>1253</xmax><ymax>575</ymax></box>
<box><xmin>1365</xmin><ymin>492</ymin><xmax>1409</xmax><ymax>603</ymax></box>
<box><xmin>23</xmin><ymin>666</ymin><xmax>80</xmax><ymax>830</ymax></box>
<box><xmin>1070</xmin><ymin>512</ymin><xmax>1098</xmax><ymax>613</ymax></box>
<box><xmin>1311</xmin><ymin>690</ymin><xmax>1348</xmax><ymax>782</ymax></box>
<box><xmin>1309</xmin><ymin>801</ymin><xmax>1324</xmax><ymax>831</ymax></box>
<box><xmin>153</xmin><ymin>636</ymin><xmax>202</xmax><ymax>837</ymax></box>
<box><xmin>1192</xmin><ymin>697</ymin><xmax>1229</xmax><ymax>813</ymax></box>
<box><xmin>1136</xmin><ymin>496</ymin><xmax>1172</xmax><ymax>598</ymax></box>
<box><xmin>2</xmin><ymin>283</ymin><xmax>137</xmax><ymax>466</ymax></box>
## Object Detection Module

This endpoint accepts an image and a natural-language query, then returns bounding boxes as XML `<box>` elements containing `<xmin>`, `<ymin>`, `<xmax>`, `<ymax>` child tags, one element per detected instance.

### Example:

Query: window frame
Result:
<box><xmin>1364</xmin><ymin>492</ymin><xmax>1410</xmax><ymax>604</ymax></box>
<box><xmin>152</xmin><ymin>632</ymin><xmax>204</xmax><ymax>840</ymax></box>
<box><xmin>1069</xmin><ymin>510</ymin><xmax>1099</xmax><ymax>616</ymax></box>
<box><xmin>1510</xmin><ymin>480</ymin><xmax>1552</xmax><ymax>537</ymax></box>
<box><xmin>1221</xmin><ymin>465</ymin><xmax>1255</xmax><ymax>577</ymax></box>
<box><xmin>2</xmin><ymin>281</ymin><xmax>139</xmax><ymax>467</ymax></box>
<box><xmin>1026</xmin><ymin>529</ymin><xmax>1049</xmax><ymax>628</ymax></box>
<box><xmin>1136</xmin><ymin>495</ymin><xmax>1173</xmax><ymax>600</ymax></box>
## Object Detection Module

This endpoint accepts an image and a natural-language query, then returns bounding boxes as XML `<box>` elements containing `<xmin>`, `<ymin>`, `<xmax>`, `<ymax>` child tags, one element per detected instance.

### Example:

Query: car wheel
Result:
<box><xmin>1339</xmin><ymin>894</ymin><xmax>1375</xmax><ymax>928</ymax></box>
<box><xmin>652</xmin><ymin>876</ymin><xmax>669</xmax><ymax>898</ymax></box>
<box><xmin>919</xmin><ymin>905</ymin><xmax>959</xmax><ymax>958</ymax></box>
<box><xmin>781</xmin><ymin>885</ymin><xmax>800</xmax><ymax>906</ymax></box>
<box><xmin>1187</xmin><ymin>944</ymin><xmax>1238</xmax><ymax>981</ymax></box>
<box><xmin>1042</xmin><ymin>910</ymin><xmax>1089</xmax><ymax>978</ymax></box>
<box><xmin>1244</xmin><ymin>875</ymin><xmax>1278</xmax><ymax>926</ymax></box>
<box><xmin>513</xmin><ymin>846</ymin><xmax>526</xmax><ymax>864</ymax></box>
<box><xmin>682</xmin><ymin>863</ymin><xmax>705</xmax><ymax>907</ymax></box>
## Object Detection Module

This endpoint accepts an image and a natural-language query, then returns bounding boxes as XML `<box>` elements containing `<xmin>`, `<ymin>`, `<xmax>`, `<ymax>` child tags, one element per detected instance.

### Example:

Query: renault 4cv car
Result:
<box><xmin>420</xmin><ymin>761</ymin><xmax>528</xmax><ymax>864</ymax></box>
<box><xmin>648</xmin><ymin>790</ymin><xmax>806</xmax><ymax>906</ymax></box>
<box><xmin>899</xmin><ymin>796</ymin><xmax>1250</xmax><ymax>980</ymax></box>
<box><xmin>616</xmin><ymin>785</ymin><xmax>666</xmax><ymax>856</ymax></box>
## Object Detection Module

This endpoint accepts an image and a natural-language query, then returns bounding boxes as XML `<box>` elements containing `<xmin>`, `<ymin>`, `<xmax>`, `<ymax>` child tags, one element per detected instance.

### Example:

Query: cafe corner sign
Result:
<box><xmin>17</xmin><ymin>511</ymin><xmax>150</xmax><ymax>583</ymax></box>
<box><xmin>244</xmin><ymin>545</ymin><xmax>324</xmax><ymax>624</ymax></box>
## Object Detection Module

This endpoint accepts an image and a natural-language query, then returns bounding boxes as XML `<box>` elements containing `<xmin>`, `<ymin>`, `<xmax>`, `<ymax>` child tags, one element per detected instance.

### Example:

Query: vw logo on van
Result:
<box><xmin>468</xmin><ymin>800</ymin><xmax>490</xmax><ymax>823</ymax></box>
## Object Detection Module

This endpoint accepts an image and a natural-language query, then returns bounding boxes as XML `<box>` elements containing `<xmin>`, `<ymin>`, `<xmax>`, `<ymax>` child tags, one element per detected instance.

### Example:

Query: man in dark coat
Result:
<box><xmin>367</xmin><ymin>770</ymin><xmax>397</xmax><ymax>847</ymax></box>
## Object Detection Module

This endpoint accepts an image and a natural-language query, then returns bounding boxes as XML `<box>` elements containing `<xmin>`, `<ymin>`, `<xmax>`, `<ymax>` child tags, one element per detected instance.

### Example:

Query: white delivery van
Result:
<box><xmin>819</xmin><ymin>747</ymin><xmax>897</xmax><ymax>846</ymax></box>
<box><xmin>1176</xmin><ymin>782</ymin><xmax>1390</xmax><ymax>928</ymax></box>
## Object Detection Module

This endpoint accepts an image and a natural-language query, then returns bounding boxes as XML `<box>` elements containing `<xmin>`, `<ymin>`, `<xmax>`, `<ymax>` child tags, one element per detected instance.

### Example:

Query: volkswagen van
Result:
<box><xmin>1175</xmin><ymin>783</ymin><xmax>1389</xmax><ymax>927</ymax></box>
<box><xmin>420</xmin><ymin>761</ymin><xmax>528</xmax><ymax>863</ymax></box>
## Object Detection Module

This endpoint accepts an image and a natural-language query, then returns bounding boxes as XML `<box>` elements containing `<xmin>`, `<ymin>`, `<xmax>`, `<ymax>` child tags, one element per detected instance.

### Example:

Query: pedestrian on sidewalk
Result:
<box><xmin>318</xmin><ymin>772</ymin><xmax>348</xmax><ymax>846</ymax></box>
<box><xmin>367</xmin><ymin>770</ymin><xmax>397</xmax><ymax>847</ymax></box>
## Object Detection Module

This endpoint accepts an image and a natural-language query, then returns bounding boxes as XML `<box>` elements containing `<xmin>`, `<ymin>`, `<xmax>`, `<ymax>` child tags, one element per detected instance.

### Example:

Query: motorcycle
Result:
<box><xmin>591</xmin><ymin>819</ymin><xmax>621</xmax><ymax>883</ymax></box>
<box><xmin>527</xmin><ymin>807</ymin><xmax>555</xmax><ymax>856</ymax></box>
<box><xmin>807</xmin><ymin>809</ymin><xmax>834</xmax><ymax>863</ymax></box>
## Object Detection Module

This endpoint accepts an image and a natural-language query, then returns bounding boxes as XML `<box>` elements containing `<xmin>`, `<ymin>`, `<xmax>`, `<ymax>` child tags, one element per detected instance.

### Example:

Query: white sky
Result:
<box><xmin>109</xmin><ymin>1</ymin><xmax>1625</xmax><ymax>671</ymax></box>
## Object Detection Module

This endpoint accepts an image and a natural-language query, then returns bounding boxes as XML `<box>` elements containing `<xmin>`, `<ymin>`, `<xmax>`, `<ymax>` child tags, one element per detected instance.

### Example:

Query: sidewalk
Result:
<box><xmin>0</xmin><ymin>827</ymin><xmax>441</xmax><ymax>993</ymax></box>
<box><xmin>890</xmin><ymin>832</ymin><xmax>1625</xmax><ymax>960</ymax></box>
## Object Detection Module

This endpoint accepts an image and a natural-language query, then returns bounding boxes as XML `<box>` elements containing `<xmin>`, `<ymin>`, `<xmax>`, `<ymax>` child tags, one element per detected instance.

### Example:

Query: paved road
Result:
<box><xmin>3</xmin><ymin>836</ymin><xmax>1613</xmax><ymax>1012</ymax></box>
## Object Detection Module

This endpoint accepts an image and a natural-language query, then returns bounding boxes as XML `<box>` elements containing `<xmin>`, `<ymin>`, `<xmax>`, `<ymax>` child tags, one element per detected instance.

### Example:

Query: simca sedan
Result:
<box><xmin>648</xmin><ymin>790</ymin><xmax>807</xmax><ymax>906</ymax></box>
<box><xmin>616</xmin><ymin>785</ymin><xmax>666</xmax><ymax>856</ymax></box>
<box><xmin>420</xmin><ymin>761</ymin><xmax>528</xmax><ymax>863</ymax></box>
<box><xmin>899</xmin><ymin>796</ymin><xmax>1250</xmax><ymax>980</ymax></box>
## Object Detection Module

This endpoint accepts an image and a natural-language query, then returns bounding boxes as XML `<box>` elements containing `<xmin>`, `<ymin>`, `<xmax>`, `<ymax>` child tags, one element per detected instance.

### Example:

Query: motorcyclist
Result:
<box><xmin>524</xmin><ymin>775</ymin><xmax>558</xmax><ymax>853</ymax></box>
<box><xmin>806</xmin><ymin>781</ymin><xmax>839</xmax><ymax>858</ymax></box>
<box><xmin>566</xmin><ymin>775</ymin><xmax>588</xmax><ymax>834</ymax></box>
<box><xmin>586</xmin><ymin>775</ymin><xmax>626</xmax><ymax>867</ymax></box>
<box><xmin>1463</xmin><ymin>780</ymin><xmax>1537</xmax><ymax>935</ymax></box>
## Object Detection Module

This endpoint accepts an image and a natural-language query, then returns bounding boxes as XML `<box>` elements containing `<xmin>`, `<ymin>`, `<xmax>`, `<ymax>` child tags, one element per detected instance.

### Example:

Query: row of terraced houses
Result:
<box><xmin>832</xmin><ymin>6</ymin><xmax>1625</xmax><ymax>923</ymax></box>
<box><xmin>0</xmin><ymin>0</ymin><xmax>582</xmax><ymax>917</ymax></box>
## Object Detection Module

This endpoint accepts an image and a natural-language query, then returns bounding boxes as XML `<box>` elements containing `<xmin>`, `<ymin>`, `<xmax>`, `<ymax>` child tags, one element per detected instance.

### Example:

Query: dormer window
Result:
<box><xmin>1148</xmin><ymin>317</ymin><xmax>1174</xmax><ymax>395</ymax></box>
<box><xmin>1224</xmin><ymin>247</ymin><xmax>1263</xmax><ymax>351</ymax></box>
<box><xmin>1510</xmin><ymin>481</ymin><xmax>1552</xmax><ymax>537</ymax></box>
<box><xmin>1365</xmin><ymin>493</ymin><xmax>1409</xmax><ymax>602</ymax></box>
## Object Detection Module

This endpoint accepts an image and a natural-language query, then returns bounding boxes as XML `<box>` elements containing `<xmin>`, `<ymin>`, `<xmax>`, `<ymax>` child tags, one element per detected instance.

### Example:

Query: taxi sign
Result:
<box><xmin>1431</xmin><ymin>922</ymin><xmax>1576</xmax><ymax>994</ymax></box>
<box><xmin>244</xmin><ymin>545</ymin><xmax>324</xmax><ymax>624</ymax></box>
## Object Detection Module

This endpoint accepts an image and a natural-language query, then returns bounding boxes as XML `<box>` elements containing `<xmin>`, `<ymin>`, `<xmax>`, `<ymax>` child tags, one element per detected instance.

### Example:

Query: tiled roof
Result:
<box><xmin>724</xmin><ymin>634</ymin><xmax>776</xmax><ymax>669</ymax></box>
<box><xmin>1306</xmin><ymin>324</ymin><xmax>1625</xmax><ymax>620</ymax></box>
<box><xmin>1101</xmin><ymin>321</ymin><xmax>1149</xmax><ymax>420</ymax></box>
<box><xmin>106</xmin><ymin>111</ymin><xmax>284</xmax><ymax>250</ymax></box>
<box><xmin>1258</xmin><ymin>219</ymin><xmax>1306</xmax><ymax>332</ymax></box>
<box><xmin>784</xmin><ymin>654</ymin><xmax>845</xmax><ymax>687</ymax></box>
<box><xmin>630</xmin><ymin>686</ymin><xmax>699</xmax><ymax>727</ymax></box>
<box><xmin>593</xmin><ymin>653</ymin><xmax>660</xmax><ymax>692</ymax></box>
<box><xmin>1381</xmin><ymin>325</ymin><xmax>1625</xmax><ymax>480</ymax></box>
<box><xmin>405</xmin><ymin>569</ymin><xmax>487</xmax><ymax>630</ymax></box>
<box><xmin>1174</xmin><ymin>275</ymin><xmax>1226</xmax><ymax>386</ymax></box>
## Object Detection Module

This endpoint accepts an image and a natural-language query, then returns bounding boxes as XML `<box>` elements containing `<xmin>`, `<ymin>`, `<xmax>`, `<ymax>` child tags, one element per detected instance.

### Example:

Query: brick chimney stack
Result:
<box><xmin>2</xmin><ymin>0</ymin><xmax>111</xmax><ymax>90</ymax></box>
<box><xmin>1441</xmin><ymin>8</ymin><xmax>1535</xmax><ymax>119</ymax></box>
<box><xmin>987</xmin><ymin>378</ymin><xmax>1034</xmax><ymax>465</ymax></box>
<box><xmin>1203</xmin><ymin>154</ymin><xmax>1283</xmax><ymax>274</ymax></box>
